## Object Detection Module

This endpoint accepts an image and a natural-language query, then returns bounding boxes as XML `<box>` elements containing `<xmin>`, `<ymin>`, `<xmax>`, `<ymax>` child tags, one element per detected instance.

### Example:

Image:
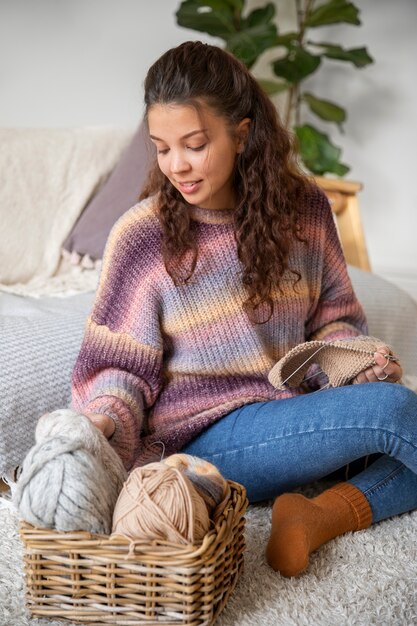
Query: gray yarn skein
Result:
<box><xmin>13</xmin><ymin>436</ymin><xmax>116</xmax><ymax>534</ymax></box>
<box><xmin>35</xmin><ymin>409</ymin><xmax>127</xmax><ymax>495</ymax></box>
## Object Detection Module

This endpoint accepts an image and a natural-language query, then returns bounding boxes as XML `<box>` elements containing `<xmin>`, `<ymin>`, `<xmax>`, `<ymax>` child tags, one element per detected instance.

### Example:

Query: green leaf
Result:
<box><xmin>243</xmin><ymin>3</ymin><xmax>275</xmax><ymax>28</ymax></box>
<box><xmin>305</xmin><ymin>0</ymin><xmax>360</xmax><ymax>28</ymax></box>
<box><xmin>175</xmin><ymin>0</ymin><xmax>239</xmax><ymax>38</ymax></box>
<box><xmin>176</xmin><ymin>0</ymin><xmax>278</xmax><ymax>67</ymax></box>
<box><xmin>226</xmin><ymin>0</ymin><xmax>244</xmax><ymax>9</ymax></box>
<box><xmin>257</xmin><ymin>79</ymin><xmax>290</xmax><ymax>95</ymax></box>
<box><xmin>274</xmin><ymin>32</ymin><xmax>299</xmax><ymax>48</ymax></box>
<box><xmin>317</xmin><ymin>43</ymin><xmax>374</xmax><ymax>67</ymax></box>
<box><xmin>226</xmin><ymin>23</ymin><xmax>278</xmax><ymax>67</ymax></box>
<box><xmin>295</xmin><ymin>124</ymin><xmax>350</xmax><ymax>176</ymax></box>
<box><xmin>303</xmin><ymin>92</ymin><xmax>346</xmax><ymax>126</ymax></box>
<box><xmin>273</xmin><ymin>47</ymin><xmax>321</xmax><ymax>83</ymax></box>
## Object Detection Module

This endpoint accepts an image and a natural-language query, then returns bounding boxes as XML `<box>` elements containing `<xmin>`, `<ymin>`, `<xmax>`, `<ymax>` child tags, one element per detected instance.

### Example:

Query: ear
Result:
<box><xmin>236</xmin><ymin>118</ymin><xmax>251</xmax><ymax>153</ymax></box>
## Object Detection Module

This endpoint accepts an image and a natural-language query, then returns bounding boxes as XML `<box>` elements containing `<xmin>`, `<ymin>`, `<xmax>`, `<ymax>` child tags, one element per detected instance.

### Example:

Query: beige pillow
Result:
<box><xmin>0</xmin><ymin>127</ymin><xmax>131</xmax><ymax>285</ymax></box>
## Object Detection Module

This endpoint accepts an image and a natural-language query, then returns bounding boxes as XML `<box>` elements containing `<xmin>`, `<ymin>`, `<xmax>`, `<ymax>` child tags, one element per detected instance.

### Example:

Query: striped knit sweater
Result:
<box><xmin>71</xmin><ymin>188</ymin><xmax>367</xmax><ymax>470</ymax></box>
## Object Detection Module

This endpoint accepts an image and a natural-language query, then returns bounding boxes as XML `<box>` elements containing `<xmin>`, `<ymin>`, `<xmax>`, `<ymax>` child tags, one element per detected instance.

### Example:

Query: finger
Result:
<box><xmin>373</xmin><ymin>345</ymin><xmax>401</xmax><ymax>367</ymax></box>
<box><xmin>373</xmin><ymin>351</ymin><xmax>402</xmax><ymax>382</ymax></box>
<box><xmin>352</xmin><ymin>372</ymin><xmax>366</xmax><ymax>384</ymax></box>
<box><xmin>374</xmin><ymin>344</ymin><xmax>390</xmax><ymax>356</ymax></box>
<box><xmin>84</xmin><ymin>412</ymin><xmax>107</xmax><ymax>434</ymax></box>
<box><xmin>374</xmin><ymin>350</ymin><xmax>391</xmax><ymax>368</ymax></box>
<box><xmin>353</xmin><ymin>368</ymin><xmax>377</xmax><ymax>384</ymax></box>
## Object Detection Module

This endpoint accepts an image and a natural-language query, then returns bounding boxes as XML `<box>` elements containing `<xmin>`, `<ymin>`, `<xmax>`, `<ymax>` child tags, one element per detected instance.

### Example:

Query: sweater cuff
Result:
<box><xmin>309</xmin><ymin>321</ymin><xmax>362</xmax><ymax>343</ymax></box>
<box><xmin>81</xmin><ymin>395</ymin><xmax>143</xmax><ymax>471</ymax></box>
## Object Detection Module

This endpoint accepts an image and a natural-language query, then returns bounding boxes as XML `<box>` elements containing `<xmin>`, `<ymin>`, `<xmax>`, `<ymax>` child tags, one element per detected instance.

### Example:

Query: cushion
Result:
<box><xmin>0</xmin><ymin>128</ymin><xmax>131</xmax><ymax>285</ymax></box>
<box><xmin>62</xmin><ymin>122</ymin><xmax>155</xmax><ymax>262</ymax></box>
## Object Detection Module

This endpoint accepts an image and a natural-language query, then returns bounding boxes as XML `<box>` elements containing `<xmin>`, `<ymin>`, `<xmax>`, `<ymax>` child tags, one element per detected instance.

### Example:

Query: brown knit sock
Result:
<box><xmin>265</xmin><ymin>483</ymin><xmax>372</xmax><ymax>577</ymax></box>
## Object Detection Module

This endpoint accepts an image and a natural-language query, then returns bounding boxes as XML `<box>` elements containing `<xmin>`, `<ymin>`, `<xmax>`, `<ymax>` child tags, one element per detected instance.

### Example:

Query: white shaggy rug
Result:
<box><xmin>1</xmin><ymin>492</ymin><xmax>416</xmax><ymax>626</ymax></box>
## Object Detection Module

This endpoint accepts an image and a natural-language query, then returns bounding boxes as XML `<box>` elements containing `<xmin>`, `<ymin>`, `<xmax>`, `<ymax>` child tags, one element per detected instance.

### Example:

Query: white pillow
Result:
<box><xmin>0</xmin><ymin>127</ymin><xmax>131</xmax><ymax>285</ymax></box>
<box><xmin>348</xmin><ymin>266</ymin><xmax>417</xmax><ymax>378</ymax></box>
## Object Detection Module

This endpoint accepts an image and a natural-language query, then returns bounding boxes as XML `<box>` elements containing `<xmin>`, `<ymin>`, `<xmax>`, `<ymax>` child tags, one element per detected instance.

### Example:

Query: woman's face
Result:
<box><xmin>148</xmin><ymin>102</ymin><xmax>249</xmax><ymax>210</ymax></box>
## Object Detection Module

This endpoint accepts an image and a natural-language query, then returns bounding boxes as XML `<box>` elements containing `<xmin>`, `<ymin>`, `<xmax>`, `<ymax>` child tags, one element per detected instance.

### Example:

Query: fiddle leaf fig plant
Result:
<box><xmin>175</xmin><ymin>0</ymin><xmax>373</xmax><ymax>177</ymax></box>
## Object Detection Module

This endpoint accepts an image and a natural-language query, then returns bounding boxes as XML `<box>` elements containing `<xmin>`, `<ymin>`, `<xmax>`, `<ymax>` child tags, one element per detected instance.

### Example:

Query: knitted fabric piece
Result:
<box><xmin>71</xmin><ymin>188</ymin><xmax>368</xmax><ymax>469</ymax></box>
<box><xmin>268</xmin><ymin>336</ymin><xmax>389</xmax><ymax>389</ymax></box>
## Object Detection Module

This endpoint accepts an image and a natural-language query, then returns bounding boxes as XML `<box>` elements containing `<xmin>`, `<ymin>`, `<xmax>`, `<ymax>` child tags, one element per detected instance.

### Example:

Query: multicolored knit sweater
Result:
<box><xmin>71</xmin><ymin>188</ymin><xmax>367</xmax><ymax>470</ymax></box>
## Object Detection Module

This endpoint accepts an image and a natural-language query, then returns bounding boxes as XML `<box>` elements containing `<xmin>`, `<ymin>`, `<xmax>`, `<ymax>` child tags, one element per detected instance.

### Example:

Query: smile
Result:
<box><xmin>177</xmin><ymin>180</ymin><xmax>203</xmax><ymax>194</ymax></box>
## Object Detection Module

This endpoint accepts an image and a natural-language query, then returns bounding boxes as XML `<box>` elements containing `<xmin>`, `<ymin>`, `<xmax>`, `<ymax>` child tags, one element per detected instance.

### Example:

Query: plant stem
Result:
<box><xmin>232</xmin><ymin>3</ymin><xmax>241</xmax><ymax>31</ymax></box>
<box><xmin>300</xmin><ymin>0</ymin><xmax>314</xmax><ymax>45</ymax></box>
<box><xmin>285</xmin><ymin>0</ymin><xmax>314</xmax><ymax>128</ymax></box>
<box><xmin>284</xmin><ymin>86</ymin><xmax>294</xmax><ymax>128</ymax></box>
<box><xmin>295</xmin><ymin>86</ymin><xmax>302</xmax><ymax>126</ymax></box>
<box><xmin>296</xmin><ymin>0</ymin><xmax>302</xmax><ymax>33</ymax></box>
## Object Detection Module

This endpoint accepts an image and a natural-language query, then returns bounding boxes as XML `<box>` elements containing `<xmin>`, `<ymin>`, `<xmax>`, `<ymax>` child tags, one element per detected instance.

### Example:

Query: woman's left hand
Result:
<box><xmin>353</xmin><ymin>345</ymin><xmax>402</xmax><ymax>384</ymax></box>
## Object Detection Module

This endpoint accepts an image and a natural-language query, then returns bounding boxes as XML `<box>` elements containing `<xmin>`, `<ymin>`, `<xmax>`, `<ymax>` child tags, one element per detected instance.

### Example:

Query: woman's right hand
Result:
<box><xmin>85</xmin><ymin>412</ymin><xmax>116</xmax><ymax>439</ymax></box>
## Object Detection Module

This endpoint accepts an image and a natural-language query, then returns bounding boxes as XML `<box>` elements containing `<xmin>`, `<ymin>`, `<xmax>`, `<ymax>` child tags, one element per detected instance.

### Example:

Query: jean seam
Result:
<box><xmin>203</xmin><ymin>426</ymin><xmax>417</xmax><ymax>459</ymax></box>
<box><xmin>359</xmin><ymin>463</ymin><xmax>409</xmax><ymax>498</ymax></box>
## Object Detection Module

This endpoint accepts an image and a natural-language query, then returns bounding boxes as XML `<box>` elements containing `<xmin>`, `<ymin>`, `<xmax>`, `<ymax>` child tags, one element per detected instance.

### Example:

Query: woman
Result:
<box><xmin>71</xmin><ymin>41</ymin><xmax>417</xmax><ymax>577</ymax></box>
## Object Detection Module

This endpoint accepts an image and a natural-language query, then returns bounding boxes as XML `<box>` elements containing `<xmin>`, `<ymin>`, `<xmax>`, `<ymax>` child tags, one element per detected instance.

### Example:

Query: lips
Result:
<box><xmin>177</xmin><ymin>180</ymin><xmax>203</xmax><ymax>194</ymax></box>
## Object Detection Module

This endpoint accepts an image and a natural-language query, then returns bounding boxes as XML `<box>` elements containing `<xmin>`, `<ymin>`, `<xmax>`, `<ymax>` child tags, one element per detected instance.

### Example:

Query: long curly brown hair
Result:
<box><xmin>140</xmin><ymin>41</ymin><xmax>311</xmax><ymax>322</ymax></box>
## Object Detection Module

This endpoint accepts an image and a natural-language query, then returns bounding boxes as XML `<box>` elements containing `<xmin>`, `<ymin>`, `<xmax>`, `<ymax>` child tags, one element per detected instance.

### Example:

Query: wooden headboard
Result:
<box><xmin>314</xmin><ymin>176</ymin><xmax>371</xmax><ymax>272</ymax></box>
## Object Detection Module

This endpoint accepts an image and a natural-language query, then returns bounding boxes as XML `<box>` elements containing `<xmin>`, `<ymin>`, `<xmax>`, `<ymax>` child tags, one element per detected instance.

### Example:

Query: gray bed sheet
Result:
<box><xmin>0</xmin><ymin>291</ymin><xmax>94</xmax><ymax>476</ymax></box>
<box><xmin>1</xmin><ymin>268</ymin><xmax>416</xmax><ymax>477</ymax></box>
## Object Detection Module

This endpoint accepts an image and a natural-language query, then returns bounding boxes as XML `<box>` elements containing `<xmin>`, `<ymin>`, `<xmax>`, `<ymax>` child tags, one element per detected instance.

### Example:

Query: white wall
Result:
<box><xmin>302</xmin><ymin>0</ymin><xmax>417</xmax><ymax>300</ymax></box>
<box><xmin>1</xmin><ymin>0</ymin><xmax>416</xmax><ymax>300</ymax></box>
<box><xmin>0</xmin><ymin>0</ymin><xmax>213</xmax><ymax>127</ymax></box>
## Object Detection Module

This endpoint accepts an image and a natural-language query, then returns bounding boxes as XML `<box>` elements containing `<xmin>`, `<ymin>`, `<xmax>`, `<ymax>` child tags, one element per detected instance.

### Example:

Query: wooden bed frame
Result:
<box><xmin>314</xmin><ymin>176</ymin><xmax>371</xmax><ymax>272</ymax></box>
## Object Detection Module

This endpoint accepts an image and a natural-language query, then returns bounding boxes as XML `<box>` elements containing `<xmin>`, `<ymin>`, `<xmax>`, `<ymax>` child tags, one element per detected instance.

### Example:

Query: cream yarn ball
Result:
<box><xmin>35</xmin><ymin>409</ymin><xmax>127</xmax><ymax>494</ymax></box>
<box><xmin>14</xmin><ymin>436</ymin><xmax>116</xmax><ymax>534</ymax></box>
<box><xmin>14</xmin><ymin>409</ymin><xmax>128</xmax><ymax>534</ymax></box>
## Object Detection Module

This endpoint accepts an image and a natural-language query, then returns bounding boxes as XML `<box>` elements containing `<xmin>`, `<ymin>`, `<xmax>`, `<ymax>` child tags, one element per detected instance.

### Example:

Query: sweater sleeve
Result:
<box><xmin>71</xmin><ymin>203</ymin><xmax>163</xmax><ymax>470</ymax></box>
<box><xmin>304</xmin><ymin>189</ymin><xmax>368</xmax><ymax>343</ymax></box>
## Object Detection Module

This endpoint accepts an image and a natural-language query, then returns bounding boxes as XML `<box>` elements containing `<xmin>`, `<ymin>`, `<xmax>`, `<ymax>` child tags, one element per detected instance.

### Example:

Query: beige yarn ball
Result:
<box><xmin>163</xmin><ymin>453</ymin><xmax>230</xmax><ymax>517</ymax></box>
<box><xmin>111</xmin><ymin>462</ymin><xmax>211</xmax><ymax>544</ymax></box>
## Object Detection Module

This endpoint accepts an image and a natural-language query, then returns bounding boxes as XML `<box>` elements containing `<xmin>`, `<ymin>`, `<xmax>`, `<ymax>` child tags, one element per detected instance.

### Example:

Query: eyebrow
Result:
<box><xmin>149</xmin><ymin>129</ymin><xmax>207</xmax><ymax>142</ymax></box>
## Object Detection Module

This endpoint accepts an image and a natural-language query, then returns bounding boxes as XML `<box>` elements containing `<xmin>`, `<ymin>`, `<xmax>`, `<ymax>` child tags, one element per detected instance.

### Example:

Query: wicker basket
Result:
<box><xmin>20</xmin><ymin>480</ymin><xmax>248</xmax><ymax>626</ymax></box>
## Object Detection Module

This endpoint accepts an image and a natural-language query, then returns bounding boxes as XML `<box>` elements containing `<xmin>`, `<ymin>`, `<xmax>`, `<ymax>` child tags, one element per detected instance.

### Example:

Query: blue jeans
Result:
<box><xmin>183</xmin><ymin>383</ymin><xmax>417</xmax><ymax>524</ymax></box>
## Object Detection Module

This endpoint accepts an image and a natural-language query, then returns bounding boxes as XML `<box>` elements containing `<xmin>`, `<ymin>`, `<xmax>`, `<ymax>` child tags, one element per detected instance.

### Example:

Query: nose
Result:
<box><xmin>170</xmin><ymin>150</ymin><xmax>191</xmax><ymax>174</ymax></box>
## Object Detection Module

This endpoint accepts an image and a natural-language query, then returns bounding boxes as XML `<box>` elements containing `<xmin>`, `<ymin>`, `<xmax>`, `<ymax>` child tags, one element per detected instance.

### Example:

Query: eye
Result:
<box><xmin>157</xmin><ymin>148</ymin><xmax>169</xmax><ymax>155</ymax></box>
<box><xmin>188</xmin><ymin>144</ymin><xmax>206</xmax><ymax>152</ymax></box>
